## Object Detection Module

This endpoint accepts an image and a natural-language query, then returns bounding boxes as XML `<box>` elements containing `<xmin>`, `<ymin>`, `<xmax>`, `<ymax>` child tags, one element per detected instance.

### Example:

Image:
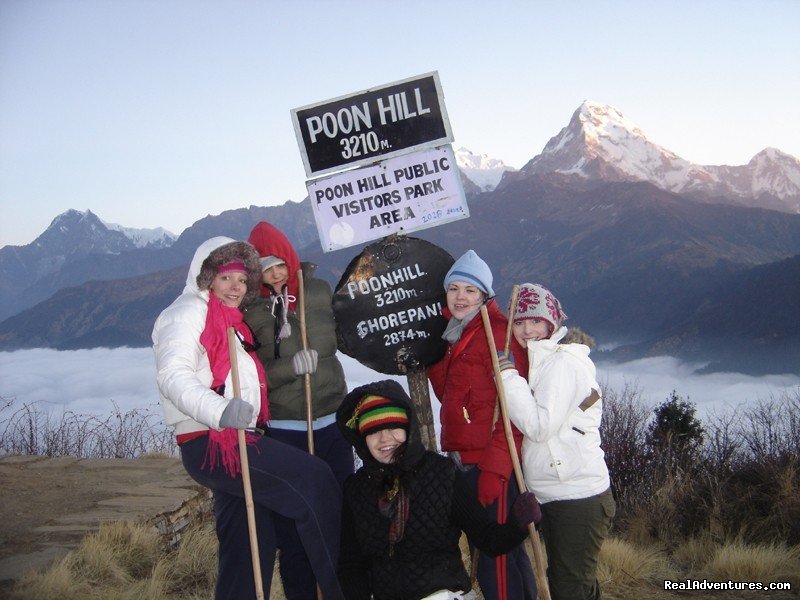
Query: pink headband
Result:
<box><xmin>217</xmin><ymin>260</ymin><xmax>247</xmax><ymax>275</ymax></box>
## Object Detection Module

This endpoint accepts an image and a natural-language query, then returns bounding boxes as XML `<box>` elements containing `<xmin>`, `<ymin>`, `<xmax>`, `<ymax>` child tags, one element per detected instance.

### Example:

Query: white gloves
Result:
<box><xmin>292</xmin><ymin>349</ymin><xmax>318</xmax><ymax>376</ymax></box>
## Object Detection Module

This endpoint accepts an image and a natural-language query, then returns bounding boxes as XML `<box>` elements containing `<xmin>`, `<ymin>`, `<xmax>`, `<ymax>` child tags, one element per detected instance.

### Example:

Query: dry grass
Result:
<box><xmin>670</xmin><ymin>534</ymin><xmax>719</xmax><ymax>574</ymax></box>
<box><xmin>12</xmin><ymin>522</ymin><xmax>156</xmax><ymax>599</ymax></box>
<box><xmin>148</xmin><ymin>522</ymin><xmax>218</xmax><ymax>599</ymax></box>
<box><xmin>704</xmin><ymin>541</ymin><xmax>800</xmax><ymax>588</ymax></box>
<box><xmin>598</xmin><ymin>538</ymin><xmax>799</xmax><ymax>600</ymax></box>
<box><xmin>12</xmin><ymin>523</ymin><xmax>799</xmax><ymax>600</ymax></box>
<box><xmin>597</xmin><ymin>538</ymin><xmax>670</xmax><ymax>588</ymax></box>
<box><xmin>10</xmin><ymin>519</ymin><xmax>291</xmax><ymax>600</ymax></box>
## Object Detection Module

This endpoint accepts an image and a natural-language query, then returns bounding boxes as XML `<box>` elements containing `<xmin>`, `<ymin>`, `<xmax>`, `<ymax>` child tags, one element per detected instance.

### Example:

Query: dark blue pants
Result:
<box><xmin>213</xmin><ymin>489</ymin><xmax>276</xmax><ymax>600</ymax></box>
<box><xmin>463</xmin><ymin>466</ymin><xmax>537</xmax><ymax>600</ymax></box>
<box><xmin>269</xmin><ymin>423</ymin><xmax>355</xmax><ymax>599</ymax></box>
<box><xmin>180</xmin><ymin>433</ymin><xmax>345</xmax><ymax>600</ymax></box>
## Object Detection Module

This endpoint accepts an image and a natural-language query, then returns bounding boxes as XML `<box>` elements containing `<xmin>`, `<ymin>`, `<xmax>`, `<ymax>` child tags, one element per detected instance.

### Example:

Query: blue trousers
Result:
<box><xmin>269</xmin><ymin>423</ymin><xmax>355</xmax><ymax>599</ymax></box>
<box><xmin>213</xmin><ymin>489</ymin><xmax>276</xmax><ymax>600</ymax></box>
<box><xmin>180</xmin><ymin>433</ymin><xmax>345</xmax><ymax>600</ymax></box>
<box><xmin>463</xmin><ymin>466</ymin><xmax>537</xmax><ymax>600</ymax></box>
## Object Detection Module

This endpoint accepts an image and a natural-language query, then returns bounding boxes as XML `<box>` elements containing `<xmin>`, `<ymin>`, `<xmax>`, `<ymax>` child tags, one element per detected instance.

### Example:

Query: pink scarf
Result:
<box><xmin>199</xmin><ymin>294</ymin><xmax>269</xmax><ymax>477</ymax></box>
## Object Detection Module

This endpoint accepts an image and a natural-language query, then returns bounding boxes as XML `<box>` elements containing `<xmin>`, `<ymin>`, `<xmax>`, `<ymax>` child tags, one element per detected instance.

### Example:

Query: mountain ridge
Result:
<box><xmin>454</xmin><ymin>146</ymin><xmax>516</xmax><ymax>191</ymax></box>
<box><xmin>508</xmin><ymin>101</ymin><xmax>800</xmax><ymax>213</ymax></box>
<box><xmin>1</xmin><ymin>101</ymin><xmax>799</xmax><ymax>375</ymax></box>
<box><xmin>3</xmin><ymin>176</ymin><xmax>798</xmax><ymax>375</ymax></box>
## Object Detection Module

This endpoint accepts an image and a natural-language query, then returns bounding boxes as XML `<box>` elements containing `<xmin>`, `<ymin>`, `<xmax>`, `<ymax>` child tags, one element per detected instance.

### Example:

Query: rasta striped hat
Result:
<box><xmin>346</xmin><ymin>395</ymin><xmax>409</xmax><ymax>437</ymax></box>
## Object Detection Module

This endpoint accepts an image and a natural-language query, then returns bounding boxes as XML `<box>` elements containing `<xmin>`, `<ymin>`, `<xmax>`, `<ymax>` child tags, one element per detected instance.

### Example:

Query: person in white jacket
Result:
<box><xmin>152</xmin><ymin>237</ymin><xmax>344</xmax><ymax>600</ymax></box>
<box><xmin>495</xmin><ymin>283</ymin><xmax>615</xmax><ymax>600</ymax></box>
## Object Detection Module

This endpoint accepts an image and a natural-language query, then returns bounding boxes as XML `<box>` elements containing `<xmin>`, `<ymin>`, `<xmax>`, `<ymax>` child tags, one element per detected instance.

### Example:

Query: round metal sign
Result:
<box><xmin>333</xmin><ymin>235</ymin><xmax>454</xmax><ymax>375</ymax></box>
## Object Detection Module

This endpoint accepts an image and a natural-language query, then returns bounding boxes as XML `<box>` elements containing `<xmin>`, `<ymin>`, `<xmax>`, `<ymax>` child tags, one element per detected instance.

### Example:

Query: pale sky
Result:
<box><xmin>1</xmin><ymin>0</ymin><xmax>799</xmax><ymax>247</ymax></box>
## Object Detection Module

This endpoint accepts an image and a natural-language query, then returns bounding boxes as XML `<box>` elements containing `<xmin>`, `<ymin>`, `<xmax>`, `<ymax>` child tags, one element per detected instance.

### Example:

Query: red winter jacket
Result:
<box><xmin>427</xmin><ymin>300</ymin><xmax>524</xmax><ymax>477</ymax></box>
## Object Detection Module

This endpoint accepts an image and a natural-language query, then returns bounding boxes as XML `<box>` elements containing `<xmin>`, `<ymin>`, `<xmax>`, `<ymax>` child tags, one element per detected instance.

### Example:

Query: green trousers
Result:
<box><xmin>540</xmin><ymin>488</ymin><xmax>616</xmax><ymax>600</ymax></box>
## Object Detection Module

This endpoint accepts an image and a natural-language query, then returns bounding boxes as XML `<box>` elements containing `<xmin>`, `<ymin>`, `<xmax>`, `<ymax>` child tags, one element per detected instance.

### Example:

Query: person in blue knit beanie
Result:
<box><xmin>428</xmin><ymin>249</ymin><xmax>537</xmax><ymax>600</ymax></box>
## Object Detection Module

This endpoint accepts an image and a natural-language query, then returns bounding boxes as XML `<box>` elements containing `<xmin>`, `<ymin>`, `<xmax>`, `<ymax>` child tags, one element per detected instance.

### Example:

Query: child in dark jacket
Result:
<box><xmin>337</xmin><ymin>379</ymin><xmax>541</xmax><ymax>600</ymax></box>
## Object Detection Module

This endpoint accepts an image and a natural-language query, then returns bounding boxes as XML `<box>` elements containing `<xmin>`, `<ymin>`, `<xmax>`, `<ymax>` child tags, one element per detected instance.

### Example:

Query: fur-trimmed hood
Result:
<box><xmin>187</xmin><ymin>236</ymin><xmax>262</xmax><ymax>306</ymax></box>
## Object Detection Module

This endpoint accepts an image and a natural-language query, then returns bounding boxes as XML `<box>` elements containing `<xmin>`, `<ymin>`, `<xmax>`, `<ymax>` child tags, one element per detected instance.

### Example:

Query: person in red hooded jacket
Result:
<box><xmin>427</xmin><ymin>250</ymin><xmax>537</xmax><ymax>600</ymax></box>
<box><xmin>241</xmin><ymin>220</ymin><xmax>354</xmax><ymax>599</ymax></box>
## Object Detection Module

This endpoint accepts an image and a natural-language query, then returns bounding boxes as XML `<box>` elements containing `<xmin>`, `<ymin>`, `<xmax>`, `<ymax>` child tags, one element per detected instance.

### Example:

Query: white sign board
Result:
<box><xmin>307</xmin><ymin>145</ymin><xmax>468</xmax><ymax>252</ymax></box>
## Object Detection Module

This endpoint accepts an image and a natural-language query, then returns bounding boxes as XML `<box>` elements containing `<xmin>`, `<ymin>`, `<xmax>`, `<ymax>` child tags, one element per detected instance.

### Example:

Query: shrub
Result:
<box><xmin>606</xmin><ymin>386</ymin><xmax>800</xmax><ymax>547</ymax></box>
<box><xmin>645</xmin><ymin>390</ymin><xmax>704</xmax><ymax>474</ymax></box>
<box><xmin>599</xmin><ymin>381</ymin><xmax>652</xmax><ymax>522</ymax></box>
<box><xmin>0</xmin><ymin>398</ymin><xmax>174</xmax><ymax>459</ymax></box>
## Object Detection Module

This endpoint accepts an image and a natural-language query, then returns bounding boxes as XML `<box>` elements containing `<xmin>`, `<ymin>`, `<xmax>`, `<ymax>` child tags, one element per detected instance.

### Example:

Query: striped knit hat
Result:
<box><xmin>347</xmin><ymin>394</ymin><xmax>410</xmax><ymax>437</ymax></box>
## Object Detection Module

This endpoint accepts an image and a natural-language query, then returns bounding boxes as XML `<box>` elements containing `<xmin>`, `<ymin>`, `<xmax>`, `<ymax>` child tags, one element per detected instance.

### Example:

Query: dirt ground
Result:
<box><xmin>0</xmin><ymin>456</ymin><xmax>108</xmax><ymax>561</ymax></box>
<box><xmin>0</xmin><ymin>454</ymin><xmax>204</xmax><ymax>591</ymax></box>
<box><xmin>0</xmin><ymin>459</ymin><xmax>97</xmax><ymax>558</ymax></box>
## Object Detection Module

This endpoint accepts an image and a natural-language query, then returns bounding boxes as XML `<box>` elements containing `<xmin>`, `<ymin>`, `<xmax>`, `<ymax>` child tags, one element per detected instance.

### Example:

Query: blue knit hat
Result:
<box><xmin>444</xmin><ymin>250</ymin><xmax>494</xmax><ymax>297</ymax></box>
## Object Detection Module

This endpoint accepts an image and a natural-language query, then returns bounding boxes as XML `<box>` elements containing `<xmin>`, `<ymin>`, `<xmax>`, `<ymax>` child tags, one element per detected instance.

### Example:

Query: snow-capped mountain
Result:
<box><xmin>36</xmin><ymin>209</ymin><xmax>175</xmax><ymax>253</ymax></box>
<box><xmin>34</xmin><ymin>209</ymin><xmax>137</xmax><ymax>262</ymax></box>
<box><xmin>704</xmin><ymin>148</ymin><xmax>800</xmax><ymax>211</ymax></box>
<box><xmin>101</xmin><ymin>219</ymin><xmax>176</xmax><ymax>249</ymax></box>
<box><xmin>518</xmin><ymin>101</ymin><xmax>800</xmax><ymax>213</ymax></box>
<box><xmin>455</xmin><ymin>146</ymin><xmax>517</xmax><ymax>192</ymax></box>
<box><xmin>0</xmin><ymin>209</ymin><xmax>180</xmax><ymax>321</ymax></box>
<box><xmin>0</xmin><ymin>202</ymin><xmax>316</xmax><ymax>323</ymax></box>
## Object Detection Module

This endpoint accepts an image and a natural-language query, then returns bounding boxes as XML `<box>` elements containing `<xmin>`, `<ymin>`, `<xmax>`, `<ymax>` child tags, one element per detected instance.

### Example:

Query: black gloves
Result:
<box><xmin>511</xmin><ymin>491</ymin><xmax>542</xmax><ymax>529</ymax></box>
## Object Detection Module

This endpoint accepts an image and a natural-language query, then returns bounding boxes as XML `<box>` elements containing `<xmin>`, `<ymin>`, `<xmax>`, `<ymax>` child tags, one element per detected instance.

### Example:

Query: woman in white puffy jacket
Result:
<box><xmin>496</xmin><ymin>283</ymin><xmax>615</xmax><ymax>600</ymax></box>
<box><xmin>152</xmin><ymin>237</ymin><xmax>344</xmax><ymax>600</ymax></box>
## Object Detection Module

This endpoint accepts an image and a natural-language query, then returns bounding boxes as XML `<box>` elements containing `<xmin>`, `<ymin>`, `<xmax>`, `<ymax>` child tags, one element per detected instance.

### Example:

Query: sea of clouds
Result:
<box><xmin>1</xmin><ymin>348</ymin><xmax>798</xmax><ymax>424</ymax></box>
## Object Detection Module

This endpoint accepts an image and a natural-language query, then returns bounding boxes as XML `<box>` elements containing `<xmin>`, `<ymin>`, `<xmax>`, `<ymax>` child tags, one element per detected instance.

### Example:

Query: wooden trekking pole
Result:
<box><xmin>296</xmin><ymin>271</ymin><xmax>324</xmax><ymax>600</ymax></box>
<box><xmin>504</xmin><ymin>285</ymin><xmax>520</xmax><ymax>358</ymax></box>
<box><xmin>227</xmin><ymin>327</ymin><xmax>265</xmax><ymax>600</ymax></box>
<box><xmin>470</xmin><ymin>285</ymin><xmax>519</xmax><ymax>586</ymax></box>
<box><xmin>297</xmin><ymin>269</ymin><xmax>315</xmax><ymax>455</ymax></box>
<box><xmin>479</xmin><ymin>306</ymin><xmax>552</xmax><ymax>600</ymax></box>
